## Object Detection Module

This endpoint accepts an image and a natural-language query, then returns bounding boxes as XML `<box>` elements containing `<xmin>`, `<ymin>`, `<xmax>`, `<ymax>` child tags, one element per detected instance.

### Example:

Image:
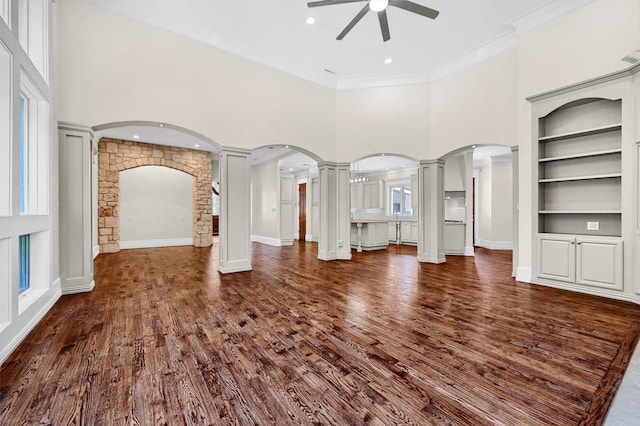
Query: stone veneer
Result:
<box><xmin>98</xmin><ymin>138</ymin><xmax>212</xmax><ymax>253</ymax></box>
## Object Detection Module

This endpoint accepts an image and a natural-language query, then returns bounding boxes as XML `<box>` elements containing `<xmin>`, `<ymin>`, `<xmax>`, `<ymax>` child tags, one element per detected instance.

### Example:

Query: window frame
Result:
<box><xmin>388</xmin><ymin>183</ymin><xmax>413</xmax><ymax>217</ymax></box>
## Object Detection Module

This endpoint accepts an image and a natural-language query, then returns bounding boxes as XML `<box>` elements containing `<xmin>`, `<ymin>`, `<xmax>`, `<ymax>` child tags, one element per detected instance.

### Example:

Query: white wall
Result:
<box><xmin>476</xmin><ymin>159</ymin><xmax>513</xmax><ymax>249</ymax></box>
<box><xmin>120</xmin><ymin>166</ymin><xmax>193</xmax><ymax>248</ymax></box>
<box><xmin>54</xmin><ymin>0</ymin><xmax>337</xmax><ymax>161</ymax></box>
<box><xmin>250</xmin><ymin>160</ymin><xmax>279</xmax><ymax>241</ymax></box>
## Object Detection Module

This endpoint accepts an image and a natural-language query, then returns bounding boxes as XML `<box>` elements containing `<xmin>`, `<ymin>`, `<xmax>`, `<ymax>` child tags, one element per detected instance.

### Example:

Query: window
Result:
<box><xmin>0</xmin><ymin>0</ymin><xmax>8</xmax><ymax>28</ymax></box>
<box><xmin>389</xmin><ymin>184</ymin><xmax>412</xmax><ymax>216</ymax></box>
<box><xmin>19</xmin><ymin>0</ymin><xmax>48</xmax><ymax>82</ymax></box>
<box><xmin>18</xmin><ymin>235</ymin><xmax>30</xmax><ymax>293</ymax></box>
<box><xmin>19</xmin><ymin>72</ymin><xmax>49</xmax><ymax>215</ymax></box>
<box><xmin>19</xmin><ymin>96</ymin><xmax>26</xmax><ymax>213</ymax></box>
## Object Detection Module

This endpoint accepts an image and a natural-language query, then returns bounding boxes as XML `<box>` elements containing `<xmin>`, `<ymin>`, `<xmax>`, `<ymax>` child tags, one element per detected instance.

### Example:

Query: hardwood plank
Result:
<box><xmin>1</xmin><ymin>243</ymin><xmax>640</xmax><ymax>425</ymax></box>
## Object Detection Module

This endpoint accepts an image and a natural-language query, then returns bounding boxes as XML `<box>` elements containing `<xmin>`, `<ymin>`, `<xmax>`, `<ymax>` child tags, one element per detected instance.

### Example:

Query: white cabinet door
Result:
<box><xmin>576</xmin><ymin>238</ymin><xmax>623</xmax><ymax>290</ymax></box>
<box><xmin>537</xmin><ymin>235</ymin><xmax>576</xmax><ymax>283</ymax></box>
<box><xmin>444</xmin><ymin>224</ymin><xmax>465</xmax><ymax>254</ymax></box>
<box><xmin>388</xmin><ymin>222</ymin><xmax>397</xmax><ymax>241</ymax></box>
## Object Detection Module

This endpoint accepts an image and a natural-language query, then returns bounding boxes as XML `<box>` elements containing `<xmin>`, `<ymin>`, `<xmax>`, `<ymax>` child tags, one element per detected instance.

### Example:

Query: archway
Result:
<box><xmin>93</xmin><ymin>122</ymin><xmax>218</xmax><ymax>253</ymax></box>
<box><xmin>249</xmin><ymin>145</ymin><xmax>323</xmax><ymax>249</ymax></box>
<box><xmin>349</xmin><ymin>153</ymin><xmax>419</xmax><ymax>252</ymax></box>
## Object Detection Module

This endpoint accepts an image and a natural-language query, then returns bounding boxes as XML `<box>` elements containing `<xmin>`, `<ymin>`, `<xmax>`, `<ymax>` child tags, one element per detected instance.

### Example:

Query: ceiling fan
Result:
<box><xmin>307</xmin><ymin>0</ymin><xmax>439</xmax><ymax>42</ymax></box>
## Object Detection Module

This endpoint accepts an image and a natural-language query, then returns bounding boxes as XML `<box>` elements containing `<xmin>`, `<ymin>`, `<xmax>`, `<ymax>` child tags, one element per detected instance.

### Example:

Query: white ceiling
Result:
<box><xmin>94</xmin><ymin>124</ymin><xmax>217</xmax><ymax>153</ymax></box>
<box><xmin>86</xmin><ymin>0</ymin><xmax>591</xmax><ymax>89</ymax></box>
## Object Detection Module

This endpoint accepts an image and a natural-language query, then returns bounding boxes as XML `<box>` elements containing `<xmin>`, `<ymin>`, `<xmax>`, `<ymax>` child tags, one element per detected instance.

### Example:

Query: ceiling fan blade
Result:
<box><xmin>308</xmin><ymin>0</ymin><xmax>367</xmax><ymax>8</ymax></box>
<box><xmin>389</xmin><ymin>0</ymin><xmax>439</xmax><ymax>19</ymax></box>
<box><xmin>337</xmin><ymin>4</ymin><xmax>370</xmax><ymax>40</ymax></box>
<box><xmin>378</xmin><ymin>10</ymin><xmax>390</xmax><ymax>42</ymax></box>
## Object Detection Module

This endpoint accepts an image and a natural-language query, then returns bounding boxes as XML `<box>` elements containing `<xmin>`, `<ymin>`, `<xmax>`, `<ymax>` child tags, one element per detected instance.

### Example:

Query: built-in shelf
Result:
<box><xmin>539</xmin><ymin>173</ymin><xmax>622</xmax><ymax>183</ymax></box>
<box><xmin>539</xmin><ymin>148</ymin><xmax>622</xmax><ymax>163</ymax></box>
<box><xmin>539</xmin><ymin>123</ymin><xmax>622</xmax><ymax>142</ymax></box>
<box><xmin>539</xmin><ymin>210</ymin><xmax>622</xmax><ymax>214</ymax></box>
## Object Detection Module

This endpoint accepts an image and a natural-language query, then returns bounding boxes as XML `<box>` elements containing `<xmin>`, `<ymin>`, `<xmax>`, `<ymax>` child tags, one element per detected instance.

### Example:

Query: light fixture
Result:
<box><xmin>285</xmin><ymin>145</ymin><xmax>290</xmax><ymax>148</ymax></box>
<box><xmin>289</xmin><ymin>168</ymin><xmax>294</xmax><ymax>172</ymax></box>
<box><xmin>369</xmin><ymin>0</ymin><xmax>388</xmax><ymax>12</ymax></box>
<box><xmin>133</xmin><ymin>135</ymin><xmax>140</xmax><ymax>139</ymax></box>
<box><xmin>194</xmin><ymin>144</ymin><xmax>200</xmax><ymax>148</ymax></box>
<box><xmin>385</xmin><ymin>58</ymin><xmax>393</xmax><ymax>64</ymax></box>
<box><xmin>306</xmin><ymin>16</ymin><xmax>316</xmax><ymax>24</ymax></box>
<box><xmin>159</xmin><ymin>123</ymin><xmax>165</xmax><ymax>128</ymax></box>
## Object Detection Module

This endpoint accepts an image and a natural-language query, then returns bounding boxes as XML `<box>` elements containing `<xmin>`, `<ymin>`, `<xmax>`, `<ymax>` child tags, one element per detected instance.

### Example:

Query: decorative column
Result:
<box><xmin>58</xmin><ymin>122</ymin><xmax>95</xmax><ymax>294</ymax></box>
<box><xmin>218</xmin><ymin>147</ymin><xmax>252</xmax><ymax>273</ymax></box>
<box><xmin>417</xmin><ymin>159</ymin><xmax>445</xmax><ymax>264</ymax></box>
<box><xmin>318</xmin><ymin>162</ymin><xmax>351</xmax><ymax>261</ymax></box>
<box><xmin>511</xmin><ymin>146</ymin><xmax>519</xmax><ymax>277</ymax></box>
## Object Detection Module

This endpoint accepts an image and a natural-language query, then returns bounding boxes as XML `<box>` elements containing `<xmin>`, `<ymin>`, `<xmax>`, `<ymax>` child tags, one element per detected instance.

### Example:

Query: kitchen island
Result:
<box><xmin>350</xmin><ymin>220</ymin><xmax>389</xmax><ymax>252</ymax></box>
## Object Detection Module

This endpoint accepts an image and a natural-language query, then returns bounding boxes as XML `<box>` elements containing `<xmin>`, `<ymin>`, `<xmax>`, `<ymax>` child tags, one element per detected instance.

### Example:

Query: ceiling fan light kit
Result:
<box><xmin>307</xmin><ymin>0</ymin><xmax>439</xmax><ymax>42</ymax></box>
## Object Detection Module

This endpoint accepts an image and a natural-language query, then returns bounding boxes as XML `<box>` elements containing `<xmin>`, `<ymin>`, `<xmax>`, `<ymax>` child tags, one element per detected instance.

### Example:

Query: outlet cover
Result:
<box><xmin>587</xmin><ymin>221</ymin><xmax>600</xmax><ymax>231</ymax></box>
<box><xmin>338</xmin><ymin>240</ymin><xmax>343</xmax><ymax>247</ymax></box>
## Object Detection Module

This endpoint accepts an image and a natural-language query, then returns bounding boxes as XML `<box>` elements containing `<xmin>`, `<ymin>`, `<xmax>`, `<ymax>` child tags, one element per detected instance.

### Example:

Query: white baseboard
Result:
<box><xmin>0</xmin><ymin>287</ymin><xmax>62</xmax><ymax>365</ymax></box>
<box><xmin>476</xmin><ymin>239</ymin><xmax>513</xmax><ymax>250</ymax></box>
<box><xmin>218</xmin><ymin>262</ymin><xmax>252</xmax><ymax>274</ymax></box>
<box><xmin>516</xmin><ymin>266</ymin><xmax>532</xmax><ymax>283</ymax></box>
<box><xmin>93</xmin><ymin>245</ymin><xmax>99</xmax><ymax>259</ymax></box>
<box><xmin>251</xmin><ymin>235</ymin><xmax>285</xmax><ymax>247</ymax></box>
<box><xmin>464</xmin><ymin>246</ymin><xmax>475</xmax><ymax>256</ymax></box>
<box><xmin>61</xmin><ymin>280</ymin><xmax>95</xmax><ymax>295</ymax></box>
<box><xmin>417</xmin><ymin>254</ymin><xmax>447</xmax><ymax>264</ymax></box>
<box><xmin>120</xmin><ymin>238</ymin><xmax>193</xmax><ymax>249</ymax></box>
<box><xmin>305</xmin><ymin>234</ymin><xmax>314</xmax><ymax>242</ymax></box>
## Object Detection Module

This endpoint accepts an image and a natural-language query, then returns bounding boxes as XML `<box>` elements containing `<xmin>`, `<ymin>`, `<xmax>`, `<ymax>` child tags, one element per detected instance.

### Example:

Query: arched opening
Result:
<box><xmin>93</xmin><ymin>122</ymin><xmax>218</xmax><ymax>254</ymax></box>
<box><xmin>120</xmin><ymin>166</ymin><xmax>194</xmax><ymax>249</ymax></box>
<box><xmin>349</xmin><ymin>153</ymin><xmax>419</xmax><ymax>253</ymax></box>
<box><xmin>440</xmin><ymin>144</ymin><xmax>515</xmax><ymax>271</ymax></box>
<box><xmin>249</xmin><ymin>145</ymin><xmax>323</xmax><ymax>250</ymax></box>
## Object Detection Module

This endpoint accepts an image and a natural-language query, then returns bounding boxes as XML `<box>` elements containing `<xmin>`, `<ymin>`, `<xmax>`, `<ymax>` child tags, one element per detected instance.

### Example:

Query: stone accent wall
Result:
<box><xmin>98</xmin><ymin>138</ymin><xmax>212</xmax><ymax>253</ymax></box>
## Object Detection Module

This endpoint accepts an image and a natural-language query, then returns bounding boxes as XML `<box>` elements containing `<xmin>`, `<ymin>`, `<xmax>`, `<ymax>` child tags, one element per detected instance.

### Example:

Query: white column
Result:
<box><xmin>417</xmin><ymin>159</ymin><xmax>445</xmax><ymax>264</ymax></box>
<box><xmin>318</xmin><ymin>162</ymin><xmax>351</xmax><ymax>261</ymax></box>
<box><xmin>58</xmin><ymin>122</ymin><xmax>95</xmax><ymax>294</ymax></box>
<box><xmin>219</xmin><ymin>147</ymin><xmax>252</xmax><ymax>273</ymax></box>
<box><xmin>511</xmin><ymin>146</ymin><xmax>519</xmax><ymax>277</ymax></box>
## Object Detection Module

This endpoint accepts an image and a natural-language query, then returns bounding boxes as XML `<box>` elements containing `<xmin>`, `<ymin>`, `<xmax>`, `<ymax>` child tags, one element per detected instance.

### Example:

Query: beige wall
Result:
<box><xmin>336</xmin><ymin>84</ymin><xmax>431</xmax><ymax>161</ymax></box>
<box><xmin>55</xmin><ymin>0</ymin><xmax>337</xmax><ymax>161</ymax></box>
<box><xmin>431</xmin><ymin>49</ymin><xmax>519</xmax><ymax>159</ymax></box>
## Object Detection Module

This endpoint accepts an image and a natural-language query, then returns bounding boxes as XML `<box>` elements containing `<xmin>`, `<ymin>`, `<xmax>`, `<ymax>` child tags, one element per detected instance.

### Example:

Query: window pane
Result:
<box><xmin>391</xmin><ymin>187</ymin><xmax>401</xmax><ymax>214</ymax></box>
<box><xmin>19</xmin><ymin>234</ymin><xmax>30</xmax><ymax>293</ymax></box>
<box><xmin>19</xmin><ymin>96</ymin><xmax>26</xmax><ymax>213</ymax></box>
<box><xmin>403</xmin><ymin>186</ymin><xmax>412</xmax><ymax>216</ymax></box>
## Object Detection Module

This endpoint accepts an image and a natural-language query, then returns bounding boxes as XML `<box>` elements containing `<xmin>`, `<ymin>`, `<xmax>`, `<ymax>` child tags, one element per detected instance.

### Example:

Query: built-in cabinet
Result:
<box><xmin>351</xmin><ymin>179</ymin><xmax>383</xmax><ymax>210</ymax></box>
<box><xmin>387</xmin><ymin>221</ymin><xmax>417</xmax><ymax>245</ymax></box>
<box><xmin>537</xmin><ymin>234</ymin><xmax>623</xmax><ymax>290</ymax></box>
<box><xmin>529</xmin><ymin>64</ymin><xmax>639</xmax><ymax>298</ymax></box>
<box><xmin>444</xmin><ymin>223</ymin><xmax>465</xmax><ymax>255</ymax></box>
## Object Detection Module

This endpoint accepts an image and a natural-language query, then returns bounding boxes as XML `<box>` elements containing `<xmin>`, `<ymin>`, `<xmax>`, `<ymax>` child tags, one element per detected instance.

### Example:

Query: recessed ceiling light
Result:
<box><xmin>381</xmin><ymin>153</ymin><xmax>385</xmax><ymax>156</ymax></box>
<box><xmin>285</xmin><ymin>145</ymin><xmax>290</xmax><ymax>148</ymax></box>
<box><xmin>385</xmin><ymin>58</ymin><xmax>393</xmax><ymax>64</ymax></box>
<box><xmin>194</xmin><ymin>144</ymin><xmax>200</xmax><ymax>148</ymax></box>
<box><xmin>133</xmin><ymin>135</ymin><xmax>140</xmax><ymax>139</ymax></box>
<box><xmin>289</xmin><ymin>168</ymin><xmax>294</xmax><ymax>171</ymax></box>
<box><xmin>306</xmin><ymin>17</ymin><xmax>315</xmax><ymax>25</ymax></box>
<box><xmin>401</xmin><ymin>165</ymin><xmax>405</xmax><ymax>168</ymax></box>
<box><xmin>159</xmin><ymin>124</ymin><xmax>165</xmax><ymax>127</ymax></box>
<box><xmin>385</xmin><ymin>167</ymin><xmax>389</xmax><ymax>171</ymax></box>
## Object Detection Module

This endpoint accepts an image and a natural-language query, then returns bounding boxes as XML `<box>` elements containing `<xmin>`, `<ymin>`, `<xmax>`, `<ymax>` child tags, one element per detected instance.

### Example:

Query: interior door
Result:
<box><xmin>298</xmin><ymin>183</ymin><xmax>306</xmax><ymax>241</ymax></box>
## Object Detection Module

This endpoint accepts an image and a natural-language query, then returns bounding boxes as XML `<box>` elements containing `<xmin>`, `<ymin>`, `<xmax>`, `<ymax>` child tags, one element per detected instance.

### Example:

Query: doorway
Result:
<box><xmin>298</xmin><ymin>183</ymin><xmax>306</xmax><ymax>241</ymax></box>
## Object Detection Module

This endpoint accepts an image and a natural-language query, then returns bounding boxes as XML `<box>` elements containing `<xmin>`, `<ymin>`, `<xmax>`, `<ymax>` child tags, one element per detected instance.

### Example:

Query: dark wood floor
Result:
<box><xmin>1</xmin><ymin>242</ymin><xmax>640</xmax><ymax>425</ymax></box>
